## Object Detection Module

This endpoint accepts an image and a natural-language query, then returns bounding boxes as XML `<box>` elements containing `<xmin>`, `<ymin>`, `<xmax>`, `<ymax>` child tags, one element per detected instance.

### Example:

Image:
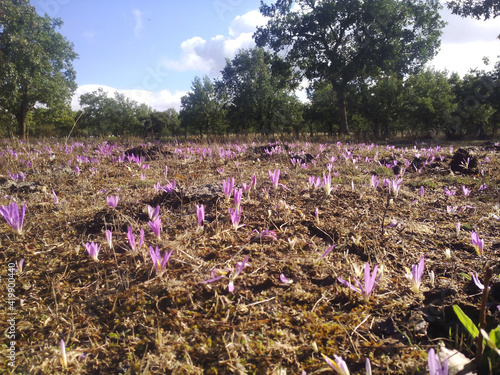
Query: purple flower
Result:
<box><xmin>322</xmin><ymin>354</ymin><xmax>350</xmax><ymax>375</ymax></box>
<box><xmin>471</xmin><ymin>231</ymin><xmax>484</xmax><ymax>256</ymax></box>
<box><xmin>105</xmin><ymin>230</ymin><xmax>113</xmax><ymax>249</ymax></box>
<box><xmin>149</xmin><ymin>246</ymin><xmax>173</xmax><ymax>275</ymax></box>
<box><xmin>444</xmin><ymin>187</ymin><xmax>456</xmax><ymax>197</ymax></box>
<box><xmin>420</xmin><ymin>186</ymin><xmax>424</xmax><ymax>197</ymax></box>
<box><xmin>323</xmin><ymin>172</ymin><xmax>332</xmax><ymax>196</ymax></box>
<box><xmin>127</xmin><ymin>226</ymin><xmax>144</xmax><ymax>252</ymax></box>
<box><xmin>222</xmin><ymin>177</ymin><xmax>235</xmax><ymax>202</ymax></box>
<box><xmin>337</xmin><ymin>262</ymin><xmax>380</xmax><ymax>303</ymax></box>
<box><xmin>405</xmin><ymin>254</ymin><xmax>425</xmax><ymax>294</ymax></box>
<box><xmin>200</xmin><ymin>255</ymin><xmax>249</xmax><ymax>293</ymax></box>
<box><xmin>17</xmin><ymin>259</ymin><xmax>24</xmax><ymax>274</ymax></box>
<box><xmin>0</xmin><ymin>201</ymin><xmax>27</xmax><ymax>235</ymax></box>
<box><xmin>60</xmin><ymin>339</ymin><xmax>68</xmax><ymax>369</ymax></box>
<box><xmin>229</xmin><ymin>207</ymin><xmax>243</xmax><ymax>229</ymax></box>
<box><xmin>428</xmin><ymin>348</ymin><xmax>448</xmax><ymax>375</ymax></box>
<box><xmin>234</xmin><ymin>188</ymin><xmax>242</xmax><ymax>210</ymax></box>
<box><xmin>471</xmin><ymin>272</ymin><xmax>486</xmax><ymax>291</ymax></box>
<box><xmin>52</xmin><ymin>188</ymin><xmax>60</xmax><ymax>204</ymax></box>
<box><xmin>228</xmin><ymin>255</ymin><xmax>249</xmax><ymax>292</ymax></box>
<box><xmin>147</xmin><ymin>205</ymin><xmax>160</xmax><ymax>221</ymax></box>
<box><xmin>85</xmin><ymin>242</ymin><xmax>101</xmax><ymax>261</ymax></box>
<box><xmin>148</xmin><ymin>218</ymin><xmax>162</xmax><ymax>238</ymax></box>
<box><xmin>249</xmin><ymin>229</ymin><xmax>277</xmax><ymax>242</ymax></box>
<box><xmin>389</xmin><ymin>178</ymin><xmax>403</xmax><ymax>197</ymax></box>
<box><xmin>196</xmin><ymin>204</ymin><xmax>205</xmax><ymax>227</ymax></box>
<box><xmin>371</xmin><ymin>175</ymin><xmax>379</xmax><ymax>190</ymax></box>
<box><xmin>280</xmin><ymin>273</ymin><xmax>293</xmax><ymax>284</ymax></box>
<box><xmin>269</xmin><ymin>169</ymin><xmax>280</xmax><ymax>189</ymax></box>
<box><xmin>106</xmin><ymin>195</ymin><xmax>119</xmax><ymax>208</ymax></box>
<box><xmin>462</xmin><ymin>185</ymin><xmax>471</xmax><ymax>197</ymax></box>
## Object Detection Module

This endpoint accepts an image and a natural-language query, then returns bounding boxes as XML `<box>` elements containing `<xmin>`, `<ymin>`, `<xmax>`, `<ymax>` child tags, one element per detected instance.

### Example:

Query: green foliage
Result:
<box><xmin>453</xmin><ymin>304</ymin><xmax>479</xmax><ymax>339</ymax></box>
<box><xmin>255</xmin><ymin>0</ymin><xmax>445</xmax><ymax>134</ymax></box>
<box><xmin>446</xmin><ymin>0</ymin><xmax>500</xmax><ymax>20</ymax></box>
<box><xmin>180</xmin><ymin>76</ymin><xmax>227</xmax><ymax>136</ymax></box>
<box><xmin>0</xmin><ymin>0</ymin><xmax>78</xmax><ymax>138</ymax></box>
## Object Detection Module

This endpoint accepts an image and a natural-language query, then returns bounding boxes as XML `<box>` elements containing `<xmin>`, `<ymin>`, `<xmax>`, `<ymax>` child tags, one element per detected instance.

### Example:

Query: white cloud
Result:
<box><xmin>72</xmin><ymin>84</ymin><xmax>186</xmax><ymax>112</ymax></box>
<box><xmin>429</xmin><ymin>40</ymin><xmax>500</xmax><ymax>76</ymax></box>
<box><xmin>161</xmin><ymin>10</ymin><xmax>268</xmax><ymax>77</ymax></box>
<box><xmin>228</xmin><ymin>10</ymin><xmax>268</xmax><ymax>37</ymax></box>
<box><xmin>439</xmin><ymin>5</ymin><xmax>500</xmax><ymax>44</ymax></box>
<box><xmin>133</xmin><ymin>9</ymin><xmax>143</xmax><ymax>38</ymax></box>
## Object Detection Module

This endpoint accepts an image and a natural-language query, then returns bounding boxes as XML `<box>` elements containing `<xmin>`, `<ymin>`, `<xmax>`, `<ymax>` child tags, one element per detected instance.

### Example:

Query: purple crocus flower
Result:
<box><xmin>389</xmin><ymin>178</ymin><xmax>403</xmax><ymax>197</ymax></box>
<box><xmin>462</xmin><ymin>185</ymin><xmax>471</xmax><ymax>197</ymax></box>
<box><xmin>428</xmin><ymin>348</ymin><xmax>448</xmax><ymax>375</ymax></box>
<box><xmin>127</xmin><ymin>226</ymin><xmax>144</xmax><ymax>252</ymax></box>
<box><xmin>405</xmin><ymin>254</ymin><xmax>425</xmax><ymax>294</ymax></box>
<box><xmin>0</xmin><ymin>201</ymin><xmax>27</xmax><ymax>235</ymax></box>
<box><xmin>60</xmin><ymin>339</ymin><xmax>68</xmax><ymax>369</ymax></box>
<box><xmin>234</xmin><ymin>188</ymin><xmax>242</xmax><ymax>210</ymax></box>
<box><xmin>337</xmin><ymin>262</ymin><xmax>380</xmax><ymax>303</ymax></box>
<box><xmin>52</xmin><ymin>188</ymin><xmax>59</xmax><ymax>204</ymax></box>
<box><xmin>196</xmin><ymin>204</ymin><xmax>205</xmax><ymax>227</ymax></box>
<box><xmin>147</xmin><ymin>205</ymin><xmax>160</xmax><ymax>221</ymax></box>
<box><xmin>471</xmin><ymin>231</ymin><xmax>484</xmax><ymax>256</ymax></box>
<box><xmin>17</xmin><ymin>259</ymin><xmax>24</xmax><ymax>274</ymax></box>
<box><xmin>105</xmin><ymin>230</ymin><xmax>113</xmax><ymax>249</ymax></box>
<box><xmin>371</xmin><ymin>175</ymin><xmax>379</xmax><ymax>189</ymax></box>
<box><xmin>471</xmin><ymin>272</ymin><xmax>485</xmax><ymax>291</ymax></box>
<box><xmin>222</xmin><ymin>177</ymin><xmax>235</xmax><ymax>202</ymax></box>
<box><xmin>106</xmin><ymin>195</ymin><xmax>119</xmax><ymax>208</ymax></box>
<box><xmin>149</xmin><ymin>217</ymin><xmax>162</xmax><ymax>238</ymax></box>
<box><xmin>85</xmin><ymin>242</ymin><xmax>101</xmax><ymax>261</ymax></box>
<box><xmin>228</xmin><ymin>255</ymin><xmax>249</xmax><ymax>292</ymax></box>
<box><xmin>228</xmin><ymin>207</ymin><xmax>243</xmax><ymax>229</ymax></box>
<box><xmin>323</xmin><ymin>172</ymin><xmax>332</xmax><ymax>196</ymax></box>
<box><xmin>200</xmin><ymin>255</ymin><xmax>249</xmax><ymax>293</ymax></box>
<box><xmin>280</xmin><ymin>273</ymin><xmax>293</xmax><ymax>284</ymax></box>
<box><xmin>322</xmin><ymin>354</ymin><xmax>350</xmax><ymax>375</ymax></box>
<box><xmin>269</xmin><ymin>169</ymin><xmax>280</xmax><ymax>189</ymax></box>
<box><xmin>149</xmin><ymin>246</ymin><xmax>173</xmax><ymax>275</ymax></box>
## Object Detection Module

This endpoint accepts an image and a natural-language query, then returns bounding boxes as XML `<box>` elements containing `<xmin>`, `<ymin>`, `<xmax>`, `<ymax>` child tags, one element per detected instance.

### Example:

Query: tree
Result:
<box><xmin>78</xmin><ymin>88</ymin><xmax>146</xmax><ymax>136</ymax></box>
<box><xmin>400</xmin><ymin>69</ymin><xmax>457</xmax><ymax>137</ymax></box>
<box><xmin>255</xmin><ymin>0</ymin><xmax>444</xmax><ymax>135</ymax></box>
<box><xmin>446</xmin><ymin>0</ymin><xmax>499</xmax><ymax>20</ymax></box>
<box><xmin>0</xmin><ymin>0</ymin><xmax>78</xmax><ymax>138</ymax></box>
<box><xmin>220</xmin><ymin>47</ymin><xmax>298</xmax><ymax>134</ymax></box>
<box><xmin>180</xmin><ymin>76</ymin><xmax>226</xmax><ymax>136</ymax></box>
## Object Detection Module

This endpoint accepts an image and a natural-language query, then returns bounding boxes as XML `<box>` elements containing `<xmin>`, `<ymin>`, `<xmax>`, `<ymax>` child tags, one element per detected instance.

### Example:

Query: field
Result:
<box><xmin>1</xmin><ymin>138</ymin><xmax>499</xmax><ymax>374</ymax></box>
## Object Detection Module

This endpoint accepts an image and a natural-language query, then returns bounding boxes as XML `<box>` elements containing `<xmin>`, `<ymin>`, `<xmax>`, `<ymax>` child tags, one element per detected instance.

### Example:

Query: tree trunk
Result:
<box><xmin>15</xmin><ymin>108</ymin><xmax>28</xmax><ymax>140</ymax></box>
<box><xmin>336</xmin><ymin>88</ymin><xmax>349</xmax><ymax>135</ymax></box>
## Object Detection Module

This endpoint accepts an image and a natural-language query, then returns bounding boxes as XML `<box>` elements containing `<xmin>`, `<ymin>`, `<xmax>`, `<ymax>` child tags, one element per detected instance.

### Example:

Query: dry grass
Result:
<box><xmin>1</xmin><ymin>138</ymin><xmax>499</xmax><ymax>374</ymax></box>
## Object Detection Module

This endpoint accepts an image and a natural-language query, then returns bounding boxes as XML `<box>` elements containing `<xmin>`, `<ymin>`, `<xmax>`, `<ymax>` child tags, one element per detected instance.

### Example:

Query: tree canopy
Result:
<box><xmin>446</xmin><ymin>0</ymin><xmax>500</xmax><ymax>20</ymax></box>
<box><xmin>0</xmin><ymin>0</ymin><xmax>78</xmax><ymax>139</ymax></box>
<box><xmin>254</xmin><ymin>0</ymin><xmax>445</xmax><ymax>134</ymax></box>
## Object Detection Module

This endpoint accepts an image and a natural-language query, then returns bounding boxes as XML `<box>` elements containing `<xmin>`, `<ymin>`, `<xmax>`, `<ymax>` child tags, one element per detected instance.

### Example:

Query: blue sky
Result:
<box><xmin>32</xmin><ymin>0</ymin><xmax>500</xmax><ymax>112</ymax></box>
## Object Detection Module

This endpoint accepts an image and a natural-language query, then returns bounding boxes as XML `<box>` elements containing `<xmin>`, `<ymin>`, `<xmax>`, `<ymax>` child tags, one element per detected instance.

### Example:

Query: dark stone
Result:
<box><xmin>449</xmin><ymin>148</ymin><xmax>478</xmax><ymax>174</ymax></box>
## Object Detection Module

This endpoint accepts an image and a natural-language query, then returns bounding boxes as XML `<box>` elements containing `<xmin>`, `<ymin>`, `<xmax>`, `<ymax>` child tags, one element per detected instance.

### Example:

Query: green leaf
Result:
<box><xmin>490</xmin><ymin>326</ymin><xmax>500</xmax><ymax>348</ymax></box>
<box><xmin>453</xmin><ymin>305</ymin><xmax>479</xmax><ymax>338</ymax></box>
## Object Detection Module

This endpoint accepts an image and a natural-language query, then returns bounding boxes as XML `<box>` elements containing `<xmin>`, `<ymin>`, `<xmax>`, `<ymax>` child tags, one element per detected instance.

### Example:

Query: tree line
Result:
<box><xmin>0</xmin><ymin>0</ymin><xmax>499</xmax><ymax>139</ymax></box>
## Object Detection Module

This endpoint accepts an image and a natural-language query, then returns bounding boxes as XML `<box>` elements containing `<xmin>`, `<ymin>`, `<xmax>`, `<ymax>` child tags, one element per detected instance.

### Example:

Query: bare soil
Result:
<box><xmin>1</xmin><ymin>138</ymin><xmax>499</xmax><ymax>374</ymax></box>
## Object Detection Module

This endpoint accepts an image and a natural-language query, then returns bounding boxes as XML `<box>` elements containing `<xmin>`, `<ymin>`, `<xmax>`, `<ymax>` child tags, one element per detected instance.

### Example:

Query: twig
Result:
<box><xmin>475</xmin><ymin>263</ymin><xmax>492</xmax><ymax>366</ymax></box>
